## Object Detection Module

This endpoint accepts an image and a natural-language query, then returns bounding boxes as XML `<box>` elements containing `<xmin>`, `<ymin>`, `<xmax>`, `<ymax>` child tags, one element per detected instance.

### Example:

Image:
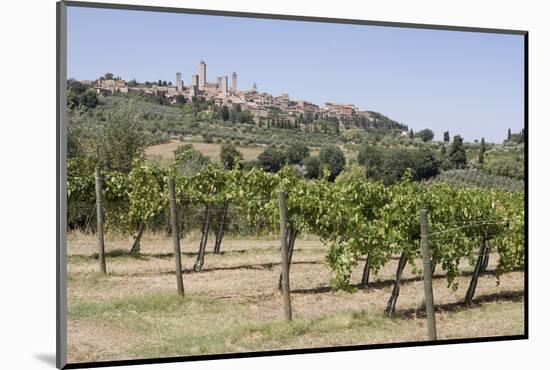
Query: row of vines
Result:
<box><xmin>68</xmin><ymin>157</ymin><xmax>525</xmax><ymax>313</ymax></box>
<box><xmin>430</xmin><ymin>169</ymin><xmax>524</xmax><ymax>192</ymax></box>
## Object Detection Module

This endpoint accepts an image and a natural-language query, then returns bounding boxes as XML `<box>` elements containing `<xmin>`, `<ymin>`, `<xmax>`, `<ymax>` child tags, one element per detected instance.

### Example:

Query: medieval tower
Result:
<box><xmin>199</xmin><ymin>60</ymin><xmax>206</xmax><ymax>90</ymax></box>
<box><xmin>190</xmin><ymin>74</ymin><xmax>199</xmax><ymax>98</ymax></box>
<box><xmin>221</xmin><ymin>76</ymin><xmax>228</xmax><ymax>97</ymax></box>
<box><xmin>231</xmin><ymin>72</ymin><xmax>237</xmax><ymax>92</ymax></box>
<box><xmin>175</xmin><ymin>72</ymin><xmax>183</xmax><ymax>91</ymax></box>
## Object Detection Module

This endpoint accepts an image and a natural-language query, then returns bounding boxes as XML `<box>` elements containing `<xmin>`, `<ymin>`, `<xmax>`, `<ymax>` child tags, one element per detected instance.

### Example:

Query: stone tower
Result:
<box><xmin>175</xmin><ymin>72</ymin><xmax>183</xmax><ymax>91</ymax></box>
<box><xmin>190</xmin><ymin>74</ymin><xmax>199</xmax><ymax>98</ymax></box>
<box><xmin>221</xmin><ymin>76</ymin><xmax>228</xmax><ymax>97</ymax></box>
<box><xmin>252</xmin><ymin>82</ymin><xmax>257</xmax><ymax>92</ymax></box>
<box><xmin>199</xmin><ymin>60</ymin><xmax>206</xmax><ymax>90</ymax></box>
<box><xmin>231</xmin><ymin>72</ymin><xmax>237</xmax><ymax>92</ymax></box>
<box><xmin>191</xmin><ymin>74</ymin><xmax>199</xmax><ymax>87</ymax></box>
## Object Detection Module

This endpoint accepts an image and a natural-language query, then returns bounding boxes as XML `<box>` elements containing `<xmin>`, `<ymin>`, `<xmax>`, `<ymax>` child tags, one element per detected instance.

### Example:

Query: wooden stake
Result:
<box><xmin>361</xmin><ymin>254</ymin><xmax>371</xmax><ymax>286</ymax></box>
<box><xmin>465</xmin><ymin>239</ymin><xmax>487</xmax><ymax>305</ymax></box>
<box><xmin>278</xmin><ymin>192</ymin><xmax>292</xmax><ymax>321</ymax></box>
<box><xmin>420</xmin><ymin>209</ymin><xmax>437</xmax><ymax>341</ymax></box>
<box><xmin>94</xmin><ymin>167</ymin><xmax>106</xmax><ymax>275</ymax></box>
<box><xmin>168</xmin><ymin>177</ymin><xmax>184</xmax><ymax>296</ymax></box>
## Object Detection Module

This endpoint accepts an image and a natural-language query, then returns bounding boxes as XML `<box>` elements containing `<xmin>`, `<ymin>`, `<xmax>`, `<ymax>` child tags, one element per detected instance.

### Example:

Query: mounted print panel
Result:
<box><xmin>57</xmin><ymin>1</ymin><xmax>527</xmax><ymax>368</ymax></box>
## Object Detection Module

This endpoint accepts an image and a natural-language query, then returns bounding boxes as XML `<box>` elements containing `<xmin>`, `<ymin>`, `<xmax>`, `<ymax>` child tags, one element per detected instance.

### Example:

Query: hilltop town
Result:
<box><xmin>79</xmin><ymin>60</ymin><xmax>397</xmax><ymax>130</ymax></box>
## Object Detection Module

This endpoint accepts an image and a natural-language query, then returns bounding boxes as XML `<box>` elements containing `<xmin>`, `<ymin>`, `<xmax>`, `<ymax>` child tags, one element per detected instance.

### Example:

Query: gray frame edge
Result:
<box><xmin>56</xmin><ymin>1</ymin><xmax>68</xmax><ymax>369</ymax></box>
<box><xmin>62</xmin><ymin>0</ymin><xmax>527</xmax><ymax>35</ymax></box>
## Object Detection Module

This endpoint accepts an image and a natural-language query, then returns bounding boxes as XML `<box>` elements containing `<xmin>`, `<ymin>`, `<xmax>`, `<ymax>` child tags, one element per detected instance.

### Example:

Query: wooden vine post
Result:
<box><xmin>168</xmin><ymin>176</ymin><xmax>184</xmax><ymax>296</ymax></box>
<box><xmin>94</xmin><ymin>166</ymin><xmax>107</xmax><ymax>275</ymax></box>
<box><xmin>361</xmin><ymin>254</ymin><xmax>371</xmax><ymax>286</ymax></box>
<box><xmin>193</xmin><ymin>203</ymin><xmax>211</xmax><ymax>272</ymax></box>
<box><xmin>385</xmin><ymin>253</ymin><xmax>407</xmax><ymax>315</ymax></box>
<box><xmin>278</xmin><ymin>191</ymin><xmax>292</xmax><ymax>321</ymax></box>
<box><xmin>213</xmin><ymin>199</ymin><xmax>229</xmax><ymax>254</ymax></box>
<box><xmin>420</xmin><ymin>209</ymin><xmax>437</xmax><ymax>341</ymax></box>
<box><xmin>465</xmin><ymin>238</ymin><xmax>487</xmax><ymax>305</ymax></box>
<box><xmin>277</xmin><ymin>225</ymin><xmax>297</xmax><ymax>291</ymax></box>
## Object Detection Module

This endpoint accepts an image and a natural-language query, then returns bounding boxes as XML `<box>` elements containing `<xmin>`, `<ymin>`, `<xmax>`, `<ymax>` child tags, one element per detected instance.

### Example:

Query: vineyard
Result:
<box><xmin>67</xmin><ymin>158</ymin><xmax>525</xmax><ymax>362</ymax></box>
<box><xmin>430</xmin><ymin>169</ymin><xmax>524</xmax><ymax>192</ymax></box>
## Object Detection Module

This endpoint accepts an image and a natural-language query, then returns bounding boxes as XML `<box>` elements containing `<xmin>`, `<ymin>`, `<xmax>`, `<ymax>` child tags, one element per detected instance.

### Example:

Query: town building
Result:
<box><xmin>88</xmin><ymin>59</ymin><xmax>375</xmax><ymax>125</ymax></box>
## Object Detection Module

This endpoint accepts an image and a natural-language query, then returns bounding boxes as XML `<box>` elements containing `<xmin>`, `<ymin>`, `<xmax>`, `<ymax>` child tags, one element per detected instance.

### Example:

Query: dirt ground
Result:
<box><xmin>143</xmin><ymin>140</ymin><xmax>356</xmax><ymax>164</ymax></box>
<box><xmin>144</xmin><ymin>140</ymin><xmax>265</xmax><ymax>163</ymax></box>
<box><xmin>66</xmin><ymin>231</ymin><xmax>525</xmax><ymax>364</ymax></box>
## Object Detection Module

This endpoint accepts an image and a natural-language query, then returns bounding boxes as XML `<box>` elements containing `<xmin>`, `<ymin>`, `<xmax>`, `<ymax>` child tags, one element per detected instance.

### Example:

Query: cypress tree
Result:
<box><xmin>479</xmin><ymin>137</ymin><xmax>486</xmax><ymax>165</ymax></box>
<box><xmin>448</xmin><ymin>135</ymin><xmax>467</xmax><ymax>169</ymax></box>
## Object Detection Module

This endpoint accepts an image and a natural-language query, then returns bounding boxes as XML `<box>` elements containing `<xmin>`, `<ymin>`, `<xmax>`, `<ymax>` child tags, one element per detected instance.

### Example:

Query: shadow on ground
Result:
<box><xmin>394</xmin><ymin>289</ymin><xmax>524</xmax><ymax>318</ymax></box>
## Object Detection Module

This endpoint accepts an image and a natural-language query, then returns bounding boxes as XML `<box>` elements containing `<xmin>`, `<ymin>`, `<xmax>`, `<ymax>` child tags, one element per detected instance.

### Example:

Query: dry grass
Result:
<box><xmin>143</xmin><ymin>140</ymin><xmax>357</xmax><ymax>168</ymax></box>
<box><xmin>67</xmin><ymin>231</ymin><xmax>525</xmax><ymax>364</ymax></box>
<box><xmin>144</xmin><ymin>140</ymin><xmax>264</xmax><ymax>162</ymax></box>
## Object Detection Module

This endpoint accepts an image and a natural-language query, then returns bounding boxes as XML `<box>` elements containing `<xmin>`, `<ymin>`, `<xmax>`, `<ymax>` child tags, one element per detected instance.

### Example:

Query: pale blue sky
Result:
<box><xmin>67</xmin><ymin>6</ymin><xmax>525</xmax><ymax>143</ymax></box>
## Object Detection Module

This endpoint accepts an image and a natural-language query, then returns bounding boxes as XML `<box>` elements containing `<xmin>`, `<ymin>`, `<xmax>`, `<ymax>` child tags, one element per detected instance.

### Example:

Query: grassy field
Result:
<box><xmin>144</xmin><ymin>139</ymin><xmax>357</xmax><ymax>165</ymax></box>
<box><xmin>145</xmin><ymin>140</ymin><xmax>266</xmax><ymax>163</ymax></box>
<box><xmin>67</xmin><ymin>231</ymin><xmax>524</xmax><ymax>363</ymax></box>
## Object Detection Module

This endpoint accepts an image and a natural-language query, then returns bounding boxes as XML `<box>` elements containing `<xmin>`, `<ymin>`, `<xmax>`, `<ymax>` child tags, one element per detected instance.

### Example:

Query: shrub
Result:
<box><xmin>285</xmin><ymin>141</ymin><xmax>310</xmax><ymax>164</ymax></box>
<box><xmin>220</xmin><ymin>143</ymin><xmax>243</xmax><ymax>170</ymax></box>
<box><xmin>415</xmin><ymin>128</ymin><xmax>435</xmax><ymax>142</ymax></box>
<box><xmin>357</xmin><ymin>144</ymin><xmax>439</xmax><ymax>184</ymax></box>
<box><xmin>257</xmin><ymin>146</ymin><xmax>286</xmax><ymax>172</ymax></box>
<box><xmin>319</xmin><ymin>145</ymin><xmax>346</xmax><ymax>181</ymax></box>
<box><xmin>304</xmin><ymin>156</ymin><xmax>320</xmax><ymax>179</ymax></box>
<box><xmin>448</xmin><ymin>135</ymin><xmax>467</xmax><ymax>169</ymax></box>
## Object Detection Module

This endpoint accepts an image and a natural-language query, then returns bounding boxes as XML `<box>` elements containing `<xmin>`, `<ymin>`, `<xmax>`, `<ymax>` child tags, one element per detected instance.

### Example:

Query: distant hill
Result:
<box><xmin>79</xmin><ymin>94</ymin><xmax>408</xmax><ymax>150</ymax></box>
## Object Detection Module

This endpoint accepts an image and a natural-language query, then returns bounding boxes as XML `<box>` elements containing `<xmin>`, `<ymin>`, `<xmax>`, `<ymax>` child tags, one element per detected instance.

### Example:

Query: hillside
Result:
<box><xmin>89</xmin><ymin>95</ymin><xmax>409</xmax><ymax>148</ymax></box>
<box><xmin>69</xmin><ymin>93</ymin><xmax>525</xmax><ymax>186</ymax></box>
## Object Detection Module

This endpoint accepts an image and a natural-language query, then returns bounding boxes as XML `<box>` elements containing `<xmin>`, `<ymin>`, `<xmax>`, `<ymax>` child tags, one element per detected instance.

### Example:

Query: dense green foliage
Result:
<box><xmin>68</xmin><ymin>101</ymin><xmax>147</xmax><ymax>172</ymax></box>
<box><xmin>173</xmin><ymin>144</ymin><xmax>210</xmax><ymax>176</ymax></box>
<box><xmin>479</xmin><ymin>137</ymin><xmax>486</xmax><ymax>164</ymax></box>
<box><xmin>219</xmin><ymin>143</ymin><xmax>243</xmax><ymax>170</ymax></box>
<box><xmin>257</xmin><ymin>146</ymin><xmax>287</xmax><ymax>172</ymax></box>
<box><xmin>483</xmin><ymin>149</ymin><xmax>524</xmax><ymax>180</ymax></box>
<box><xmin>68</xmin><ymin>160</ymin><xmax>524</xmax><ymax>292</ymax></box>
<box><xmin>220</xmin><ymin>105</ymin><xmax>230</xmax><ymax>121</ymax></box>
<box><xmin>67</xmin><ymin>79</ymin><xmax>99</xmax><ymax>109</ymax></box>
<box><xmin>415</xmin><ymin>128</ymin><xmax>435</xmax><ymax>142</ymax></box>
<box><xmin>505</xmin><ymin>128</ymin><xmax>525</xmax><ymax>144</ymax></box>
<box><xmin>448</xmin><ymin>135</ymin><xmax>467</xmax><ymax>169</ymax></box>
<box><xmin>357</xmin><ymin>145</ymin><xmax>439</xmax><ymax>184</ymax></box>
<box><xmin>304</xmin><ymin>156</ymin><xmax>321</xmax><ymax>179</ymax></box>
<box><xmin>285</xmin><ymin>142</ymin><xmax>310</xmax><ymax>165</ymax></box>
<box><xmin>318</xmin><ymin>145</ymin><xmax>346</xmax><ymax>181</ymax></box>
